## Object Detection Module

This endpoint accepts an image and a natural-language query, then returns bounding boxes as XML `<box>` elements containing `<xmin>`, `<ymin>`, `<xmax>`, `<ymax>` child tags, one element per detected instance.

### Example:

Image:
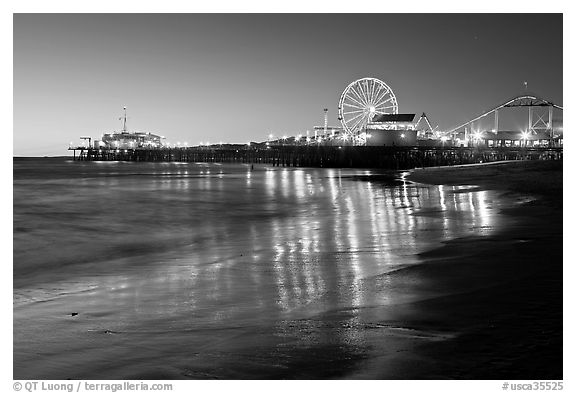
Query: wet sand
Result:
<box><xmin>397</xmin><ymin>160</ymin><xmax>563</xmax><ymax>379</ymax></box>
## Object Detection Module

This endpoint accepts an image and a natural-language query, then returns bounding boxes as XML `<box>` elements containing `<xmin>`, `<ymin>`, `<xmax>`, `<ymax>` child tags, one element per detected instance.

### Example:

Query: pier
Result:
<box><xmin>69</xmin><ymin>145</ymin><xmax>562</xmax><ymax>169</ymax></box>
<box><xmin>67</xmin><ymin>90</ymin><xmax>563</xmax><ymax>170</ymax></box>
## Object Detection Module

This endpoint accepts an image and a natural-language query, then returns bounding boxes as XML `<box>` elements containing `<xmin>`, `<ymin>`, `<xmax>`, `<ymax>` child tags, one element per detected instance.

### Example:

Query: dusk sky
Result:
<box><xmin>13</xmin><ymin>13</ymin><xmax>563</xmax><ymax>156</ymax></box>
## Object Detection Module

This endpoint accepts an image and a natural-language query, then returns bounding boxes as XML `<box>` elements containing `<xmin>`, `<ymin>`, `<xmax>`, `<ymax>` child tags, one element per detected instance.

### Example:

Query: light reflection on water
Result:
<box><xmin>14</xmin><ymin>161</ymin><xmax>504</xmax><ymax>379</ymax></box>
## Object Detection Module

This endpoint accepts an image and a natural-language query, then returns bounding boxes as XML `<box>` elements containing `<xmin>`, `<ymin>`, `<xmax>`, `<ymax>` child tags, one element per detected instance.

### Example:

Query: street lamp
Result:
<box><xmin>440</xmin><ymin>135</ymin><xmax>448</xmax><ymax>147</ymax></box>
<box><xmin>473</xmin><ymin>131</ymin><xmax>484</xmax><ymax>147</ymax></box>
<box><xmin>521</xmin><ymin>131</ymin><xmax>530</xmax><ymax>147</ymax></box>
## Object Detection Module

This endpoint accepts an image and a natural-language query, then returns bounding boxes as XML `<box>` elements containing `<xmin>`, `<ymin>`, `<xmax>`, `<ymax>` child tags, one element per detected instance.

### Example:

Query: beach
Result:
<box><xmin>13</xmin><ymin>158</ymin><xmax>562</xmax><ymax>379</ymax></box>
<box><xmin>398</xmin><ymin>160</ymin><xmax>563</xmax><ymax>379</ymax></box>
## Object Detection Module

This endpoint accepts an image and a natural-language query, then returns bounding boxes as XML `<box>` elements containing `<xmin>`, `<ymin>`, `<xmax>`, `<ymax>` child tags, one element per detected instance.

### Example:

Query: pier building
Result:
<box><xmin>97</xmin><ymin>106</ymin><xmax>165</xmax><ymax>149</ymax></box>
<box><xmin>100</xmin><ymin>131</ymin><xmax>164</xmax><ymax>149</ymax></box>
<box><xmin>366</xmin><ymin>113</ymin><xmax>417</xmax><ymax>147</ymax></box>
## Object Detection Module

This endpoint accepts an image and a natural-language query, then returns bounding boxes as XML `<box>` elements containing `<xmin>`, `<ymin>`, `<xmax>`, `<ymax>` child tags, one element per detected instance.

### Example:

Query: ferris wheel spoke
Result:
<box><xmin>359</xmin><ymin>114</ymin><xmax>371</xmax><ymax>128</ymax></box>
<box><xmin>345</xmin><ymin>99</ymin><xmax>366</xmax><ymax>113</ymax></box>
<box><xmin>377</xmin><ymin>105</ymin><xmax>397</xmax><ymax>111</ymax></box>
<box><xmin>350</xmin><ymin>86</ymin><xmax>368</xmax><ymax>106</ymax></box>
<box><xmin>349</xmin><ymin>114</ymin><xmax>367</xmax><ymax>132</ymax></box>
<box><xmin>343</xmin><ymin>109</ymin><xmax>365</xmax><ymax>115</ymax></box>
<box><xmin>373</xmin><ymin>89</ymin><xmax>391</xmax><ymax>107</ymax></box>
<box><xmin>366</xmin><ymin>80</ymin><xmax>375</xmax><ymax>104</ymax></box>
<box><xmin>369</xmin><ymin>80</ymin><xmax>378</xmax><ymax>104</ymax></box>
<box><xmin>375</xmin><ymin>97</ymin><xmax>394</xmax><ymax>108</ymax></box>
<box><xmin>346</xmin><ymin>86</ymin><xmax>364</xmax><ymax>105</ymax></box>
<box><xmin>355</xmin><ymin>83</ymin><xmax>370</xmax><ymax>106</ymax></box>
<box><xmin>370</xmin><ymin>83</ymin><xmax>383</xmax><ymax>105</ymax></box>
<box><xmin>343</xmin><ymin>101</ymin><xmax>365</xmax><ymax>110</ymax></box>
<box><xmin>360</xmin><ymin>116</ymin><xmax>370</xmax><ymax>129</ymax></box>
<box><xmin>345</xmin><ymin>91</ymin><xmax>367</xmax><ymax>108</ymax></box>
<box><xmin>344</xmin><ymin>112</ymin><xmax>366</xmax><ymax>125</ymax></box>
<box><xmin>359</xmin><ymin>81</ymin><xmax>371</xmax><ymax>106</ymax></box>
<box><xmin>363</xmin><ymin>80</ymin><xmax>372</xmax><ymax>104</ymax></box>
<box><xmin>365</xmin><ymin>80</ymin><xmax>372</xmax><ymax>102</ymax></box>
<box><xmin>374</xmin><ymin>85</ymin><xmax>391</xmax><ymax>103</ymax></box>
<box><xmin>374</xmin><ymin>105</ymin><xmax>394</xmax><ymax>115</ymax></box>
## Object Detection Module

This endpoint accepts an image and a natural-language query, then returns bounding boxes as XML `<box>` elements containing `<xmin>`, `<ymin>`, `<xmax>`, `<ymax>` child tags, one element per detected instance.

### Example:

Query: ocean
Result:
<box><xmin>13</xmin><ymin>158</ymin><xmax>511</xmax><ymax>379</ymax></box>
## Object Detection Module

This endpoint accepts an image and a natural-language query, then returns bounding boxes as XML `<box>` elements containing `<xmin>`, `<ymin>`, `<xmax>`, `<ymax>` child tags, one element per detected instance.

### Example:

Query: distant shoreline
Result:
<box><xmin>13</xmin><ymin>156</ymin><xmax>72</xmax><ymax>160</ymax></box>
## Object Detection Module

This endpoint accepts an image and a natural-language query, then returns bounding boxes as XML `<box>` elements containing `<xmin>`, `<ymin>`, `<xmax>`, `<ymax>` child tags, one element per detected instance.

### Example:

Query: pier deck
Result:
<box><xmin>68</xmin><ymin>145</ymin><xmax>562</xmax><ymax>169</ymax></box>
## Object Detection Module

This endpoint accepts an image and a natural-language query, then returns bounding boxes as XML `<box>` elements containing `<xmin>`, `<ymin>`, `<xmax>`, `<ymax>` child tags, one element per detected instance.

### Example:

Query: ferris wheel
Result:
<box><xmin>338</xmin><ymin>77</ymin><xmax>399</xmax><ymax>142</ymax></box>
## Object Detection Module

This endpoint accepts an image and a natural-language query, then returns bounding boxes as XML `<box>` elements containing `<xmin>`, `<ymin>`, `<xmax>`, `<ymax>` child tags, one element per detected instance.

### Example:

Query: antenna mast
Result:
<box><xmin>122</xmin><ymin>106</ymin><xmax>127</xmax><ymax>133</ymax></box>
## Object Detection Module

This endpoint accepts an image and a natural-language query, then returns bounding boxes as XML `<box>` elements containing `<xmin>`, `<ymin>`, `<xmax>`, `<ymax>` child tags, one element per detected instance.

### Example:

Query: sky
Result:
<box><xmin>13</xmin><ymin>13</ymin><xmax>563</xmax><ymax>156</ymax></box>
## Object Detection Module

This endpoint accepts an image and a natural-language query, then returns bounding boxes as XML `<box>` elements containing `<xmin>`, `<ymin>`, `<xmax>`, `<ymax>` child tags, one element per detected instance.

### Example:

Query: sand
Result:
<box><xmin>396</xmin><ymin>159</ymin><xmax>563</xmax><ymax>379</ymax></box>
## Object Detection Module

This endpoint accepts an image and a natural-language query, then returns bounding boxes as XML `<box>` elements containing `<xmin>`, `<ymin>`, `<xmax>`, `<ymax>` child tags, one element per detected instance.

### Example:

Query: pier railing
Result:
<box><xmin>68</xmin><ymin>145</ymin><xmax>562</xmax><ymax>169</ymax></box>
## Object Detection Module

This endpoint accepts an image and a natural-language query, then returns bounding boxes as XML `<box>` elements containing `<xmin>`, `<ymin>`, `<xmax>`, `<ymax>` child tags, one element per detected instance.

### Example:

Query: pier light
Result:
<box><xmin>521</xmin><ymin>131</ymin><xmax>530</xmax><ymax>140</ymax></box>
<box><xmin>473</xmin><ymin>131</ymin><xmax>483</xmax><ymax>141</ymax></box>
<box><xmin>400</xmin><ymin>133</ymin><xmax>405</xmax><ymax>138</ymax></box>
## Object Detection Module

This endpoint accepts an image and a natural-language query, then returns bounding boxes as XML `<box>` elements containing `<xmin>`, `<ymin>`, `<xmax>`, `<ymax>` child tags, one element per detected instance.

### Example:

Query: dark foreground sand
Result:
<box><xmin>399</xmin><ymin>160</ymin><xmax>562</xmax><ymax>379</ymax></box>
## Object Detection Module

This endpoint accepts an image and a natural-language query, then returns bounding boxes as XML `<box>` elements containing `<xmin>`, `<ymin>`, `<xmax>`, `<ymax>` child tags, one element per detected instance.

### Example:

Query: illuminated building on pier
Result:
<box><xmin>96</xmin><ymin>107</ymin><xmax>165</xmax><ymax>149</ymax></box>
